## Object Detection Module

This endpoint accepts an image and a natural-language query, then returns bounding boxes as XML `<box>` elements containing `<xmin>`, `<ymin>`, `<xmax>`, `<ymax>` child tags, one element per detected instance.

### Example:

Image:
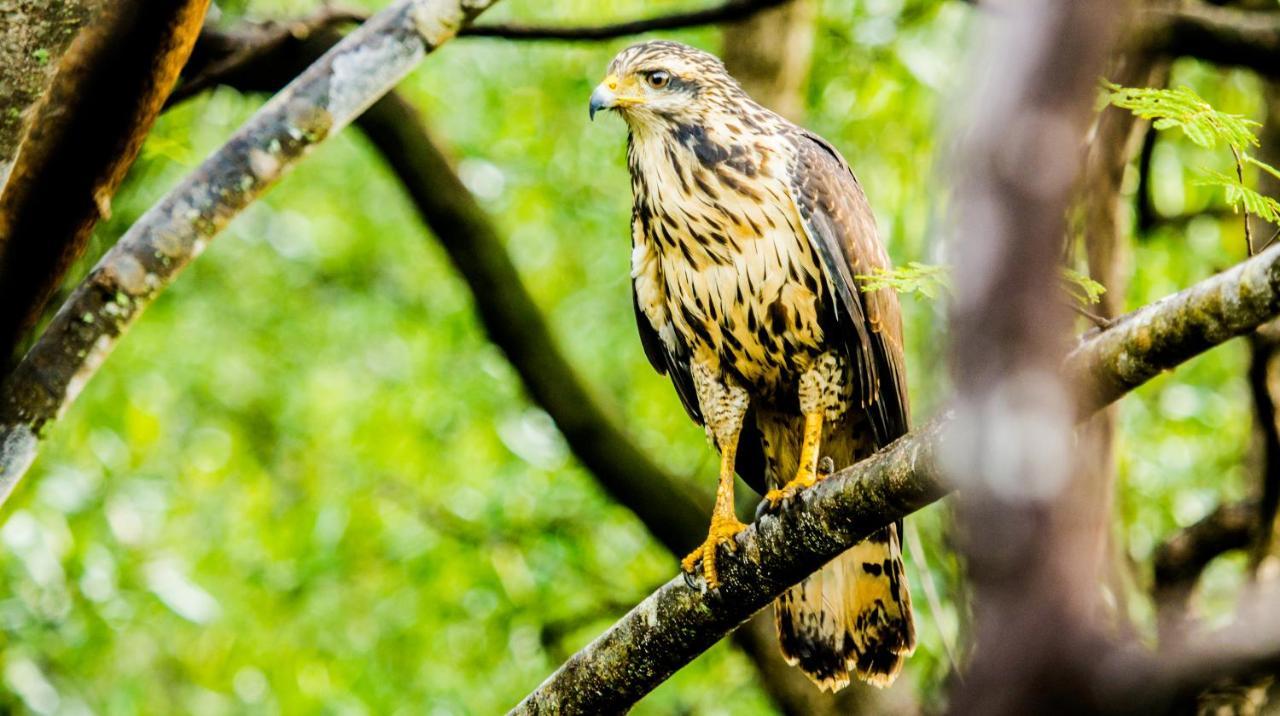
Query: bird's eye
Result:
<box><xmin>645</xmin><ymin>71</ymin><xmax>671</xmax><ymax>90</ymax></box>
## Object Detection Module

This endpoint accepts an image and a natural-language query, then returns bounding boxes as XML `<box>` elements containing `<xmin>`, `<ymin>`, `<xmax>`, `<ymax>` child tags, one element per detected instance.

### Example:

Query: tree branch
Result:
<box><xmin>0</xmin><ymin>0</ymin><xmax>503</xmax><ymax>504</ymax></box>
<box><xmin>1153</xmin><ymin>499</ymin><xmax>1256</xmax><ymax>645</ymax></box>
<box><xmin>458</xmin><ymin>0</ymin><xmax>791</xmax><ymax>41</ymax></box>
<box><xmin>1142</xmin><ymin>2</ymin><xmax>1280</xmax><ymax>79</ymax></box>
<box><xmin>512</xmin><ymin>240</ymin><xmax>1280</xmax><ymax>714</ymax></box>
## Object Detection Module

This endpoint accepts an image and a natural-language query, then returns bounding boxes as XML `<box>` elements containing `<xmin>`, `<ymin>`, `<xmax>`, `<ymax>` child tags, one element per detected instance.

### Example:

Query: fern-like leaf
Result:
<box><xmin>1199</xmin><ymin>170</ymin><xmax>1280</xmax><ymax>225</ymax></box>
<box><xmin>1104</xmin><ymin>83</ymin><xmax>1259</xmax><ymax>152</ymax></box>
<box><xmin>855</xmin><ymin>262</ymin><xmax>951</xmax><ymax>299</ymax></box>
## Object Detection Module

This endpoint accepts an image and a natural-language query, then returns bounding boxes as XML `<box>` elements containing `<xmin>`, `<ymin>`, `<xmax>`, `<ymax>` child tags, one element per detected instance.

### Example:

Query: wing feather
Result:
<box><xmin>632</xmin><ymin>289</ymin><xmax>702</xmax><ymax>424</ymax></box>
<box><xmin>785</xmin><ymin>130</ymin><xmax>910</xmax><ymax>444</ymax></box>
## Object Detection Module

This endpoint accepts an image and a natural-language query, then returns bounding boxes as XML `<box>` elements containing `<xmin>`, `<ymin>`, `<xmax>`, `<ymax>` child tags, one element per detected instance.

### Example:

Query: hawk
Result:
<box><xmin>590</xmin><ymin>41</ymin><xmax>915</xmax><ymax>690</ymax></box>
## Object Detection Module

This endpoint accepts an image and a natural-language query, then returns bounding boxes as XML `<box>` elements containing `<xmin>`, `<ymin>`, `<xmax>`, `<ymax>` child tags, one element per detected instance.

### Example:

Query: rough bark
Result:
<box><xmin>1065</xmin><ymin>246</ymin><xmax>1280</xmax><ymax>415</ymax></box>
<box><xmin>0</xmin><ymin>0</ymin><xmax>211</xmax><ymax>365</ymax></box>
<box><xmin>0</xmin><ymin>0</ymin><xmax>94</xmax><ymax>193</ymax></box>
<box><xmin>511</xmin><ymin>238</ymin><xmax>1280</xmax><ymax>714</ymax></box>
<box><xmin>0</xmin><ymin>0</ymin><xmax>503</xmax><ymax>504</ymax></box>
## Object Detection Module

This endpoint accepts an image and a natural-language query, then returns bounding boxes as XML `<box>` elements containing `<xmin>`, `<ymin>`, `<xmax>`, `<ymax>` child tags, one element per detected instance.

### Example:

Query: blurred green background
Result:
<box><xmin>0</xmin><ymin>0</ymin><xmax>1272</xmax><ymax>713</ymax></box>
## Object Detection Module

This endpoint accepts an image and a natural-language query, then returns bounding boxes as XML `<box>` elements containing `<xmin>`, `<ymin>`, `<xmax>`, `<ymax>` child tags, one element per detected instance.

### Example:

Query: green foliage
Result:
<box><xmin>1103</xmin><ymin>82</ymin><xmax>1259</xmax><ymax>152</ymax></box>
<box><xmin>856</xmin><ymin>261</ymin><xmax>950</xmax><ymax>299</ymax></box>
<box><xmin>1199</xmin><ymin>170</ymin><xmax>1280</xmax><ymax>225</ymax></box>
<box><xmin>1106</xmin><ymin>82</ymin><xmax>1280</xmax><ymax>229</ymax></box>
<box><xmin>1062</xmin><ymin>268</ymin><xmax>1107</xmax><ymax>306</ymax></box>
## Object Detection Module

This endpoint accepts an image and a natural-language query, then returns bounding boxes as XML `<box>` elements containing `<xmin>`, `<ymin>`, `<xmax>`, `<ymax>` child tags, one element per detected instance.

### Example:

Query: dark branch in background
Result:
<box><xmin>1249</xmin><ymin>89</ymin><xmax>1280</xmax><ymax>570</ymax></box>
<box><xmin>0</xmin><ymin>0</ymin><xmax>210</xmax><ymax>366</ymax></box>
<box><xmin>1153</xmin><ymin>500</ymin><xmax>1256</xmax><ymax>644</ymax></box>
<box><xmin>459</xmin><ymin>0</ymin><xmax>790</xmax><ymax>41</ymax></box>
<box><xmin>510</xmin><ymin>241</ymin><xmax>1280</xmax><ymax>714</ymax></box>
<box><xmin>1143</xmin><ymin>2</ymin><xmax>1280</xmax><ymax>79</ymax></box>
<box><xmin>166</xmin><ymin>5</ymin><xmax>366</xmax><ymax>108</ymax></box>
<box><xmin>184</xmin><ymin>22</ymin><xmax>879</xmax><ymax>715</ymax></box>
<box><xmin>0</xmin><ymin>0</ymin><xmax>503</xmax><ymax>503</ymax></box>
<box><xmin>1249</xmin><ymin>331</ymin><xmax>1280</xmax><ymax>568</ymax></box>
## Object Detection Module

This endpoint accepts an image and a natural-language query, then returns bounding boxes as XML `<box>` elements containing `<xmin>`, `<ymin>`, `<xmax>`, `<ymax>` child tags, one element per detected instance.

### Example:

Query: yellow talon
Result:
<box><xmin>763</xmin><ymin>469</ymin><xmax>819</xmax><ymax>507</ymax></box>
<box><xmin>682</xmin><ymin>514</ymin><xmax>748</xmax><ymax>589</ymax></box>
<box><xmin>764</xmin><ymin>409</ymin><xmax>826</xmax><ymax>508</ymax></box>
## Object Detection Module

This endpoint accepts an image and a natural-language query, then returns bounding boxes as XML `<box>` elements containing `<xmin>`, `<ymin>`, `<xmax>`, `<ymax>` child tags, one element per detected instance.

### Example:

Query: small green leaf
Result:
<box><xmin>1062</xmin><ymin>268</ymin><xmax>1107</xmax><ymax>306</ymax></box>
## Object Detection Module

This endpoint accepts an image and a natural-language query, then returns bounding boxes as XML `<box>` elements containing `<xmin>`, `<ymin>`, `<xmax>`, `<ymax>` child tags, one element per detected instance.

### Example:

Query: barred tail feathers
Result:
<box><xmin>773</xmin><ymin>524</ymin><xmax>915</xmax><ymax>690</ymax></box>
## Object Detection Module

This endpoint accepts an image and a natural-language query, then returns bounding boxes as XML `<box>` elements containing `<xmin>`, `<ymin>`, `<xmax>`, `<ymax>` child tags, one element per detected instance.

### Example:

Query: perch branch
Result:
<box><xmin>512</xmin><ymin>239</ymin><xmax>1280</xmax><ymax>714</ymax></box>
<box><xmin>0</xmin><ymin>0</ymin><xmax>503</xmax><ymax>504</ymax></box>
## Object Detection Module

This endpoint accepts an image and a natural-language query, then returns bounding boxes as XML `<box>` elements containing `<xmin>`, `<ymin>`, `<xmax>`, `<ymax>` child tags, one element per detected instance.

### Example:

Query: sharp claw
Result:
<box><xmin>683</xmin><ymin>568</ymin><xmax>700</xmax><ymax>591</ymax></box>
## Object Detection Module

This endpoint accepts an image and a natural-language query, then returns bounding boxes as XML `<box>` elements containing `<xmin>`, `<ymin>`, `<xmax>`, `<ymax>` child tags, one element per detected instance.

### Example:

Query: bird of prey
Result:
<box><xmin>590</xmin><ymin>41</ymin><xmax>915</xmax><ymax>690</ymax></box>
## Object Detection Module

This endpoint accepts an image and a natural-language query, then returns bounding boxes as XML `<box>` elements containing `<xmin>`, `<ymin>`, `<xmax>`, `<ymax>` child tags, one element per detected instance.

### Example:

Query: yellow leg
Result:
<box><xmin>764</xmin><ymin>410</ymin><xmax>824</xmax><ymax>507</ymax></box>
<box><xmin>681</xmin><ymin>439</ymin><xmax>747</xmax><ymax>589</ymax></box>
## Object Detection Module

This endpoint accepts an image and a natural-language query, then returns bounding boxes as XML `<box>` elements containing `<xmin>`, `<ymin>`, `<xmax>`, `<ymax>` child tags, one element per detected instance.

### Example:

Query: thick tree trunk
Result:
<box><xmin>0</xmin><ymin>0</ymin><xmax>210</xmax><ymax>365</ymax></box>
<box><xmin>0</xmin><ymin>0</ymin><xmax>95</xmax><ymax>193</ymax></box>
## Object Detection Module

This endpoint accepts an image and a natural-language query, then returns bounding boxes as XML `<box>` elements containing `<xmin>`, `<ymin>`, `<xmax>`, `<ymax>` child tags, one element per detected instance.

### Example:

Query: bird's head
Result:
<box><xmin>589</xmin><ymin>41</ymin><xmax>744</xmax><ymax>131</ymax></box>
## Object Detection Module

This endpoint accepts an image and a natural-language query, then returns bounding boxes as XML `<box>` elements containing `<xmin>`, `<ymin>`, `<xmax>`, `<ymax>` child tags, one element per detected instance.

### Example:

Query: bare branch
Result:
<box><xmin>1143</xmin><ymin>2</ymin><xmax>1280</xmax><ymax>79</ymax></box>
<box><xmin>459</xmin><ymin>0</ymin><xmax>791</xmax><ymax>41</ymax></box>
<box><xmin>512</xmin><ymin>240</ymin><xmax>1280</xmax><ymax>714</ymax></box>
<box><xmin>0</xmin><ymin>0</ymin><xmax>503</xmax><ymax>503</ymax></box>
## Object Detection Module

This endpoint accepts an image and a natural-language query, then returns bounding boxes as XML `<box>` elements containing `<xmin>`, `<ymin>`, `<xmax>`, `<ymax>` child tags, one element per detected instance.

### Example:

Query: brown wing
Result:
<box><xmin>786</xmin><ymin>130</ymin><xmax>909</xmax><ymax>445</ymax></box>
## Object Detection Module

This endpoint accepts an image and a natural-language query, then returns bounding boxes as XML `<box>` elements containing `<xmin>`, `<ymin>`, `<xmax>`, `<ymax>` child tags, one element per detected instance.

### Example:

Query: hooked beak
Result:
<box><xmin>589</xmin><ymin>83</ymin><xmax>617</xmax><ymax>122</ymax></box>
<box><xmin>590</xmin><ymin>74</ymin><xmax>641</xmax><ymax>121</ymax></box>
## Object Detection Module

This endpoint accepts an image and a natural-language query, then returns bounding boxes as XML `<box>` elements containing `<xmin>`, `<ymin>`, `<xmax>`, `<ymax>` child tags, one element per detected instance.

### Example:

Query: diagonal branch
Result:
<box><xmin>512</xmin><ymin>241</ymin><xmax>1280</xmax><ymax>714</ymax></box>
<box><xmin>0</xmin><ymin>0</ymin><xmax>503</xmax><ymax>504</ymax></box>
